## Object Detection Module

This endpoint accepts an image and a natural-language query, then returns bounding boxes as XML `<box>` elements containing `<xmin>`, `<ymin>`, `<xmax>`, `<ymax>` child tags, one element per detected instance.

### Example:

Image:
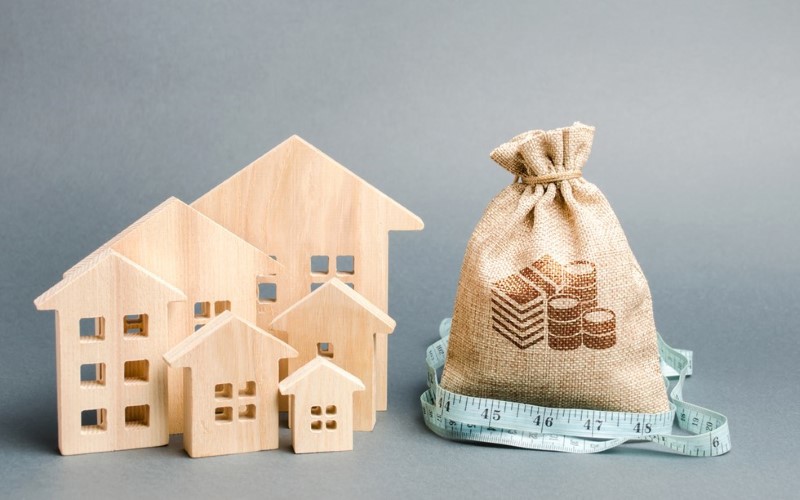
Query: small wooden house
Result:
<box><xmin>52</xmin><ymin>197</ymin><xmax>279</xmax><ymax>433</ymax></box>
<box><xmin>192</xmin><ymin>135</ymin><xmax>423</xmax><ymax>411</ymax></box>
<box><xmin>270</xmin><ymin>279</ymin><xmax>395</xmax><ymax>431</ymax></box>
<box><xmin>278</xmin><ymin>357</ymin><xmax>365</xmax><ymax>454</ymax></box>
<box><xmin>34</xmin><ymin>250</ymin><xmax>186</xmax><ymax>455</ymax></box>
<box><xmin>163</xmin><ymin>311</ymin><xmax>297</xmax><ymax>458</ymax></box>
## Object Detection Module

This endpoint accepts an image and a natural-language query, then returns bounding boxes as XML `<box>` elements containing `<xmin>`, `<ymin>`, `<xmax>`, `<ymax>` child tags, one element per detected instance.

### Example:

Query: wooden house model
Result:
<box><xmin>34</xmin><ymin>250</ymin><xmax>186</xmax><ymax>455</ymax></box>
<box><xmin>278</xmin><ymin>357</ymin><xmax>365</xmax><ymax>454</ymax></box>
<box><xmin>163</xmin><ymin>311</ymin><xmax>297</xmax><ymax>458</ymax></box>
<box><xmin>270</xmin><ymin>279</ymin><xmax>395</xmax><ymax>431</ymax></box>
<box><xmin>192</xmin><ymin>135</ymin><xmax>423</xmax><ymax>411</ymax></box>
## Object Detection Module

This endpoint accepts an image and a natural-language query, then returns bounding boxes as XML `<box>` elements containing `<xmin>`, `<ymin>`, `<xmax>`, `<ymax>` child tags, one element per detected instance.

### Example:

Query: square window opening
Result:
<box><xmin>317</xmin><ymin>342</ymin><xmax>334</xmax><ymax>358</ymax></box>
<box><xmin>215</xmin><ymin>406</ymin><xmax>233</xmax><ymax>422</ymax></box>
<box><xmin>310</xmin><ymin>255</ymin><xmax>330</xmax><ymax>275</ymax></box>
<box><xmin>194</xmin><ymin>302</ymin><xmax>211</xmax><ymax>319</ymax></box>
<box><xmin>325</xmin><ymin>405</ymin><xmax>337</xmax><ymax>415</ymax></box>
<box><xmin>326</xmin><ymin>420</ymin><xmax>337</xmax><ymax>430</ymax></box>
<box><xmin>214</xmin><ymin>300</ymin><xmax>231</xmax><ymax>315</ymax></box>
<box><xmin>239</xmin><ymin>381</ymin><xmax>256</xmax><ymax>397</ymax></box>
<box><xmin>80</xmin><ymin>363</ymin><xmax>106</xmax><ymax>387</ymax></box>
<box><xmin>336</xmin><ymin>256</ymin><xmax>355</xmax><ymax>275</ymax></box>
<box><xmin>79</xmin><ymin>317</ymin><xmax>105</xmax><ymax>342</ymax></box>
<box><xmin>124</xmin><ymin>360</ymin><xmax>149</xmax><ymax>383</ymax></box>
<box><xmin>123</xmin><ymin>314</ymin><xmax>148</xmax><ymax>338</ymax></box>
<box><xmin>310</xmin><ymin>420</ymin><xmax>322</xmax><ymax>431</ymax></box>
<box><xmin>125</xmin><ymin>405</ymin><xmax>150</xmax><ymax>428</ymax></box>
<box><xmin>258</xmin><ymin>282</ymin><xmax>277</xmax><ymax>303</ymax></box>
<box><xmin>81</xmin><ymin>408</ymin><xmax>107</xmax><ymax>433</ymax></box>
<box><xmin>310</xmin><ymin>405</ymin><xmax>322</xmax><ymax>416</ymax></box>
<box><xmin>239</xmin><ymin>404</ymin><xmax>256</xmax><ymax>420</ymax></box>
<box><xmin>215</xmin><ymin>383</ymin><xmax>233</xmax><ymax>399</ymax></box>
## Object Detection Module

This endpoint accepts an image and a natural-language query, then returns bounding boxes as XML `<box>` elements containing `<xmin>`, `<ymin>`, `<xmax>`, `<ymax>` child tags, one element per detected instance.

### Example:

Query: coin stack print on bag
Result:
<box><xmin>491</xmin><ymin>254</ymin><xmax>616</xmax><ymax>351</ymax></box>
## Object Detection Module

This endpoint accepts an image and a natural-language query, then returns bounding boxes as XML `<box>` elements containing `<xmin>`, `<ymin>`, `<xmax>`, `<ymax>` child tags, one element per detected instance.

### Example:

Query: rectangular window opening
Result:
<box><xmin>215</xmin><ymin>383</ymin><xmax>233</xmax><ymax>399</ymax></box>
<box><xmin>258</xmin><ymin>282</ymin><xmax>277</xmax><ymax>303</ymax></box>
<box><xmin>124</xmin><ymin>359</ymin><xmax>149</xmax><ymax>383</ymax></box>
<box><xmin>123</xmin><ymin>314</ymin><xmax>148</xmax><ymax>338</ymax></box>
<box><xmin>239</xmin><ymin>381</ymin><xmax>256</xmax><ymax>397</ymax></box>
<box><xmin>79</xmin><ymin>317</ymin><xmax>105</xmax><ymax>342</ymax></box>
<box><xmin>310</xmin><ymin>420</ymin><xmax>322</xmax><ymax>431</ymax></box>
<box><xmin>310</xmin><ymin>405</ymin><xmax>322</xmax><ymax>416</ymax></box>
<box><xmin>344</xmin><ymin>282</ymin><xmax>355</xmax><ymax>290</ymax></box>
<box><xmin>214</xmin><ymin>300</ymin><xmax>231</xmax><ymax>315</ymax></box>
<box><xmin>125</xmin><ymin>405</ymin><xmax>150</xmax><ymax>428</ymax></box>
<box><xmin>215</xmin><ymin>406</ymin><xmax>233</xmax><ymax>422</ymax></box>
<box><xmin>80</xmin><ymin>363</ymin><xmax>106</xmax><ymax>387</ymax></box>
<box><xmin>310</xmin><ymin>255</ymin><xmax>329</xmax><ymax>275</ymax></box>
<box><xmin>317</xmin><ymin>342</ymin><xmax>334</xmax><ymax>358</ymax></box>
<box><xmin>310</xmin><ymin>282</ymin><xmax>324</xmax><ymax>293</ymax></box>
<box><xmin>326</xmin><ymin>420</ymin><xmax>337</xmax><ymax>430</ymax></box>
<box><xmin>336</xmin><ymin>255</ymin><xmax>355</xmax><ymax>275</ymax></box>
<box><xmin>239</xmin><ymin>404</ymin><xmax>256</xmax><ymax>420</ymax></box>
<box><xmin>81</xmin><ymin>408</ymin><xmax>107</xmax><ymax>433</ymax></box>
<box><xmin>325</xmin><ymin>405</ymin><xmax>337</xmax><ymax>415</ymax></box>
<box><xmin>194</xmin><ymin>302</ymin><xmax>211</xmax><ymax>319</ymax></box>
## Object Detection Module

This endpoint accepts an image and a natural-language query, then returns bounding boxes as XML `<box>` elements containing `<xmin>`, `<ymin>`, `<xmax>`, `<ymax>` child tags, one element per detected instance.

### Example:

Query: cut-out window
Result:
<box><xmin>326</xmin><ymin>405</ymin><xmax>337</xmax><ymax>415</ymax></box>
<box><xmin>125</xmin><ymin>405</ymin><xmax>150</xmax><ymax>428</ymax></box>
<box><xmin>336</xmin><ymin>256</ymin><xmax>355</xmax><ymax>275</ymax></box>
<box><xmin>215</xmin><ymin>407</ymin><xmax>232</xmax><ymax>422</ymax></box>
<box><xmin>79</xmin><ymin>317</ymin><xmax>105</xmax><ymax>342</ymax></box>
<box><xmin>310</xmin><ymin>282</ymin><xmax>324</xmax><ymax>292</ymax></box>
<box><xmin>214</xmin><ymin>301</ymin><xmax>231</xmax><ymax>315</ymax></box>
<box><xmin>344</xmin><ymin>282</ymin><xmax>355</xmax><ymax>290</ymax></box>
<box><xmin>215</xmin><ymin>383</ymin><xmax>233</xmax><ymax>399</ymax></box>
<box><xmin>80</xmin><ymin>363</ymin><xmax>106</xmax><ymax>387</ymax></box>
<box><xmin>123</xmin><ymin>314</ymin><xmax>148</xmax><ymax>338</ymax></box>
<box><xmin>124</xmin><ymin>360</ymin><xmax>149</xmax><ymax>383</ymax></box>
<box><xmin>311</xmin><ymin>255</ymin><xmax>329</xmax><ymax>275</ymax></box>
<box><xmin>194</xmin><ymin>324</ymin><xmax>203</xmax><ymax>332</ymax></box>
<box><xmin>326</xmin><ymin>420</ymin><xmax>337</xmax><ymax>430</ymax></box>
<box><xmin>317</xmin><ymin>343</ymin><xmax>334</xmax><ymax>358</ymax></box>
<box><xmin>239</xmin><ymin>404</ymin><xmax>256</xmax><ymax>420</ymax></box>
<box><xmin>239</xmin><ymin>381</ymin><xmax>256</xmax><ymax>397</ymax></box>
<box><xmin>258</xmin><ymin>282</ymin><xmax>277</xmax><ymax>303</ymax></box>
<box><xmin>310</xmin><ymin>420</ymin><xmax>322</xmax><ymax>431</ymax></box>
<box><xmin>194</xmin><ymin>302</ymin><xmax>211</xmax><ymax>318</ymax></box>
<box><xmin>81</xmin><ymin>408</ymin><xmax>107</xmax><ymax>433</ymax></box>
<box><xmin>311</xmin><ymin>406</ymin><xmax>322</xmax><ymax>416</ymax></box>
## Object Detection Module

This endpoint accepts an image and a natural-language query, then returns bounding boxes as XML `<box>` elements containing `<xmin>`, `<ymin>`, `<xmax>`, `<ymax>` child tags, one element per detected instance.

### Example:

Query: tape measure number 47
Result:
<box><xmin>421</xmin><ymin>318</ymin><xmax>731</xmax><ymax>456</ymax></box>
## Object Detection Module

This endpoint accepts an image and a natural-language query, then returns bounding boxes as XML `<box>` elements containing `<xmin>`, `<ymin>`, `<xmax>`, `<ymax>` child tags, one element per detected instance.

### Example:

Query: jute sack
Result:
<box><xmin>441</xmin><ymin>122</ymin><xmax>670</xmax><ymax>413</ymax></box>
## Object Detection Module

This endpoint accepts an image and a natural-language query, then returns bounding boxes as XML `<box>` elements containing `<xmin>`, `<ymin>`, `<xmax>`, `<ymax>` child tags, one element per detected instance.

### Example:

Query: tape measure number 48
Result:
<box><xmin>421</xmin><ymin>318</ymin><xmax>731</xmax><ymax>456</ymax></box>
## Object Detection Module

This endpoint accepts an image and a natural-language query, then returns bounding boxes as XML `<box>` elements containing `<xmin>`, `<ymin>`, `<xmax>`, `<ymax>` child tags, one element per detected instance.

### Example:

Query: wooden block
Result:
<box><xmin>270</xmin><ymin>279</ymin><xmax>395</xmax><ymax>431</ymax></box>
<box><xmin>34</xmin><ymin>250</ymin><xmax>186</xmax><ymax>455</ymax></box>
<box><xmin>279</xmin><ymin>357</ymin><xmax>365</xmax><ymax>454</ymax></box>
<box><xmin>163</xmin><ymin>311</ymin><xmax>297</xmax><ymax>458</ymax></box>
<box><xmin>192</xmin><ymin>135</ymin><xmax>423</xmax><ymax>411</ymax></box>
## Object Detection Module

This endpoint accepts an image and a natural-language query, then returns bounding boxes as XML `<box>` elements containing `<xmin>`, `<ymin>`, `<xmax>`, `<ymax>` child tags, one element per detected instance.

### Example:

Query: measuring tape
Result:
<box><xmin>421</xmin><ymin>318</ymin><xmax>731</xmax><ymax>456</ymax></box>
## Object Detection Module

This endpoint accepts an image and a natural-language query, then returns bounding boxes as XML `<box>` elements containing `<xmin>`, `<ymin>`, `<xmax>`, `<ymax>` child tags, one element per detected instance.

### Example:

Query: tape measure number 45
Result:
<box><xmin>421</xmin><ymin>318</ymin><xmax>731</xmax><ymax>456</ymax></box>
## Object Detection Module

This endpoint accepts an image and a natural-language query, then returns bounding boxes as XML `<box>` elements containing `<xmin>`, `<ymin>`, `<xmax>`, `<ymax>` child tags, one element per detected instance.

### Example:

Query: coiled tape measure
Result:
<box><xmin>421</xmin><ymin>318</ymin><xmax>731</xmax><ymax>456</ymax></box>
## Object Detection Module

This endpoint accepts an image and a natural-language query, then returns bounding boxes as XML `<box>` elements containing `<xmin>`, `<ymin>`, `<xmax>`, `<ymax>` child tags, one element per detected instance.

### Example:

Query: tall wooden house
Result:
<box><xmin>192</xmin><ymin>135</ymin><xmax>423</xmax><ymax>411</ymax></box>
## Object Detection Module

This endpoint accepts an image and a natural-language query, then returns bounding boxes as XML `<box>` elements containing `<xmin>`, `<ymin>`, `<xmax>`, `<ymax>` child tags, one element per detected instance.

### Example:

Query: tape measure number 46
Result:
<box><xmin>421</xmin><ymin>318</ymin><xmax>731</xmax><ymax>456</ymax></box>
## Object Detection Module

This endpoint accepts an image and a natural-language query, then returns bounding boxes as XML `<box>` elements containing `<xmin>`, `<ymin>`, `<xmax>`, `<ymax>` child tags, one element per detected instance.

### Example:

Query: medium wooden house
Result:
<box><xmin>278</xmin><ymin>357</ymin><xmax>365</xmax><ymax>454</ymax></box>
<box><xmin>269</xmin><ymin>279</ymin><xmax>395</xmax><ymax>431</ymax></box>
<box><xmin>34</xmin><ymin>250</ymin><xmax>186</xmax><ymax>455</ymax></box>
<box><xmin>39</xmin><ymin>197</ymin><xmax>279</xmax><ymax>435</ymax></box>
<box><xmin>163</xmin><ymin>312</ymin><xmax>297</xmax><ymax>458</ymax></box>
<box><xmin>192</xmin><ymin>135</ymin><xmax>423</xmax><ymax>411</ymax></box>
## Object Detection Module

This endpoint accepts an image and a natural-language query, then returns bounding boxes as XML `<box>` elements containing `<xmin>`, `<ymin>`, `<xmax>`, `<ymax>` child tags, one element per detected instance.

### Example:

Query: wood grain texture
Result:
<box><xmin>192</xmin><ymin>135</ymin><xmax>422</xmax><ymax>411</ymax></box>
<box><xmin>35</xmin><ymin>250</ymin><xmax>186</xmax><ymax>455</ymax></box>
<box><xmin>270</xmin><ymin>279</ymin><xmax>395</xmax><ymax>431</ymax></box>
<box><xmin>163</xmin><ymin>311</ymin><xmax>297</xmax><ymax>458</ymax></box>
<box><xmin>279</xmin><ymin>357</ymin><xmax>364</xmax><ymax>454</ymax></box>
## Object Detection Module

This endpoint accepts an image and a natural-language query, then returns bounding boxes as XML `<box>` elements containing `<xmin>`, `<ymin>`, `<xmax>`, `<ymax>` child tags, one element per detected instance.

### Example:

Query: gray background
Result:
<box><xmin>1</xmin><ymin>1</ymin><xmax>798</xmax><ymax>498</ymax></box>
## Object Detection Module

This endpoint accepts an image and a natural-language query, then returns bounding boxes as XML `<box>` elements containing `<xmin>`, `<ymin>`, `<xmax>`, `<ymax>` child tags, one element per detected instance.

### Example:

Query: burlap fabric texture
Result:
<box><xmin>440</xmin><ymin>123</ymin><xmax>670</xmax><ymax>413</ymax></box>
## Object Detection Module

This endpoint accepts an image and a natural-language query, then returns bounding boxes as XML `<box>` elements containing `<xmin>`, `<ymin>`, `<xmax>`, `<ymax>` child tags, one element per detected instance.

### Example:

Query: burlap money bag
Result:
<box><xmin>440</xmin><ymin>122</ymin><xmax>669</xmax><ymax>413</ymax></box>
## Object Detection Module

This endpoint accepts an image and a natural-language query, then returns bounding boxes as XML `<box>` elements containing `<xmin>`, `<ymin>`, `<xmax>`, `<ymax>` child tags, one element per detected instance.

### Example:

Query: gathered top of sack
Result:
<box><xmin>490</xmin><ymin>122</ymin><xmax>595</xmax><ymax>181</ymax></box>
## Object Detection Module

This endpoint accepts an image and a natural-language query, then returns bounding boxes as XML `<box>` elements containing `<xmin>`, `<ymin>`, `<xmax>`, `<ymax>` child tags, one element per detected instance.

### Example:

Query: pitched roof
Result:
<box><xmin>34</xmin><ymin>249</ymin><xmax>186</xmax><ymax>310</ymax></box>
<box><xmin>192</xmin><ymin>135</ymin><xmax>424</xmax><ymax>232</ymax></box>
<box><xmin>278</xmin><ymin>356</ymin><xmax>365</xmax><ymax>395</ymax></box>
<box><xmin>270</xmin><ymin>278</ymin><xmax>396</xmax><ymax>334</ymax></box>
<box><xmin>163</xmin><ymin>311</ymin><xmax>297</xmax><ymax>367</ymax></box>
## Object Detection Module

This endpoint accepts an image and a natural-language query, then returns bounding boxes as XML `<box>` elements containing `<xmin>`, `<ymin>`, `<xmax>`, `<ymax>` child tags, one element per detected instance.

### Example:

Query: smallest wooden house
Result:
<box><xmin>278</xmin><ymin>357</ymin><xmax>365</xmax><ymax>454</ymax></box>
<box><xmin>163</xmin><ymin>311</ymin><xmax>297</xmax><ymax>458</ymax></box>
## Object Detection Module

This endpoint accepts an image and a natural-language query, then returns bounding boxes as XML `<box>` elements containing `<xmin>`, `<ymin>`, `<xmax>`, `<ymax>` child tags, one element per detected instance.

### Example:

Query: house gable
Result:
<box><xmin>278</xmin><ymin>357</ymin><xmax>364</xmax><ymax>395</ymax></box>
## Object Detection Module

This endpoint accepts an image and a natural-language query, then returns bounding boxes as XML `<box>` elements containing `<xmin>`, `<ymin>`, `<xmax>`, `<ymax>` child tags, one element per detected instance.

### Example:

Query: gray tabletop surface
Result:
<box><xmin>2</xmin><ymin>1</ymin><xmax>798</xmax><ymax>498</ymax></box>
